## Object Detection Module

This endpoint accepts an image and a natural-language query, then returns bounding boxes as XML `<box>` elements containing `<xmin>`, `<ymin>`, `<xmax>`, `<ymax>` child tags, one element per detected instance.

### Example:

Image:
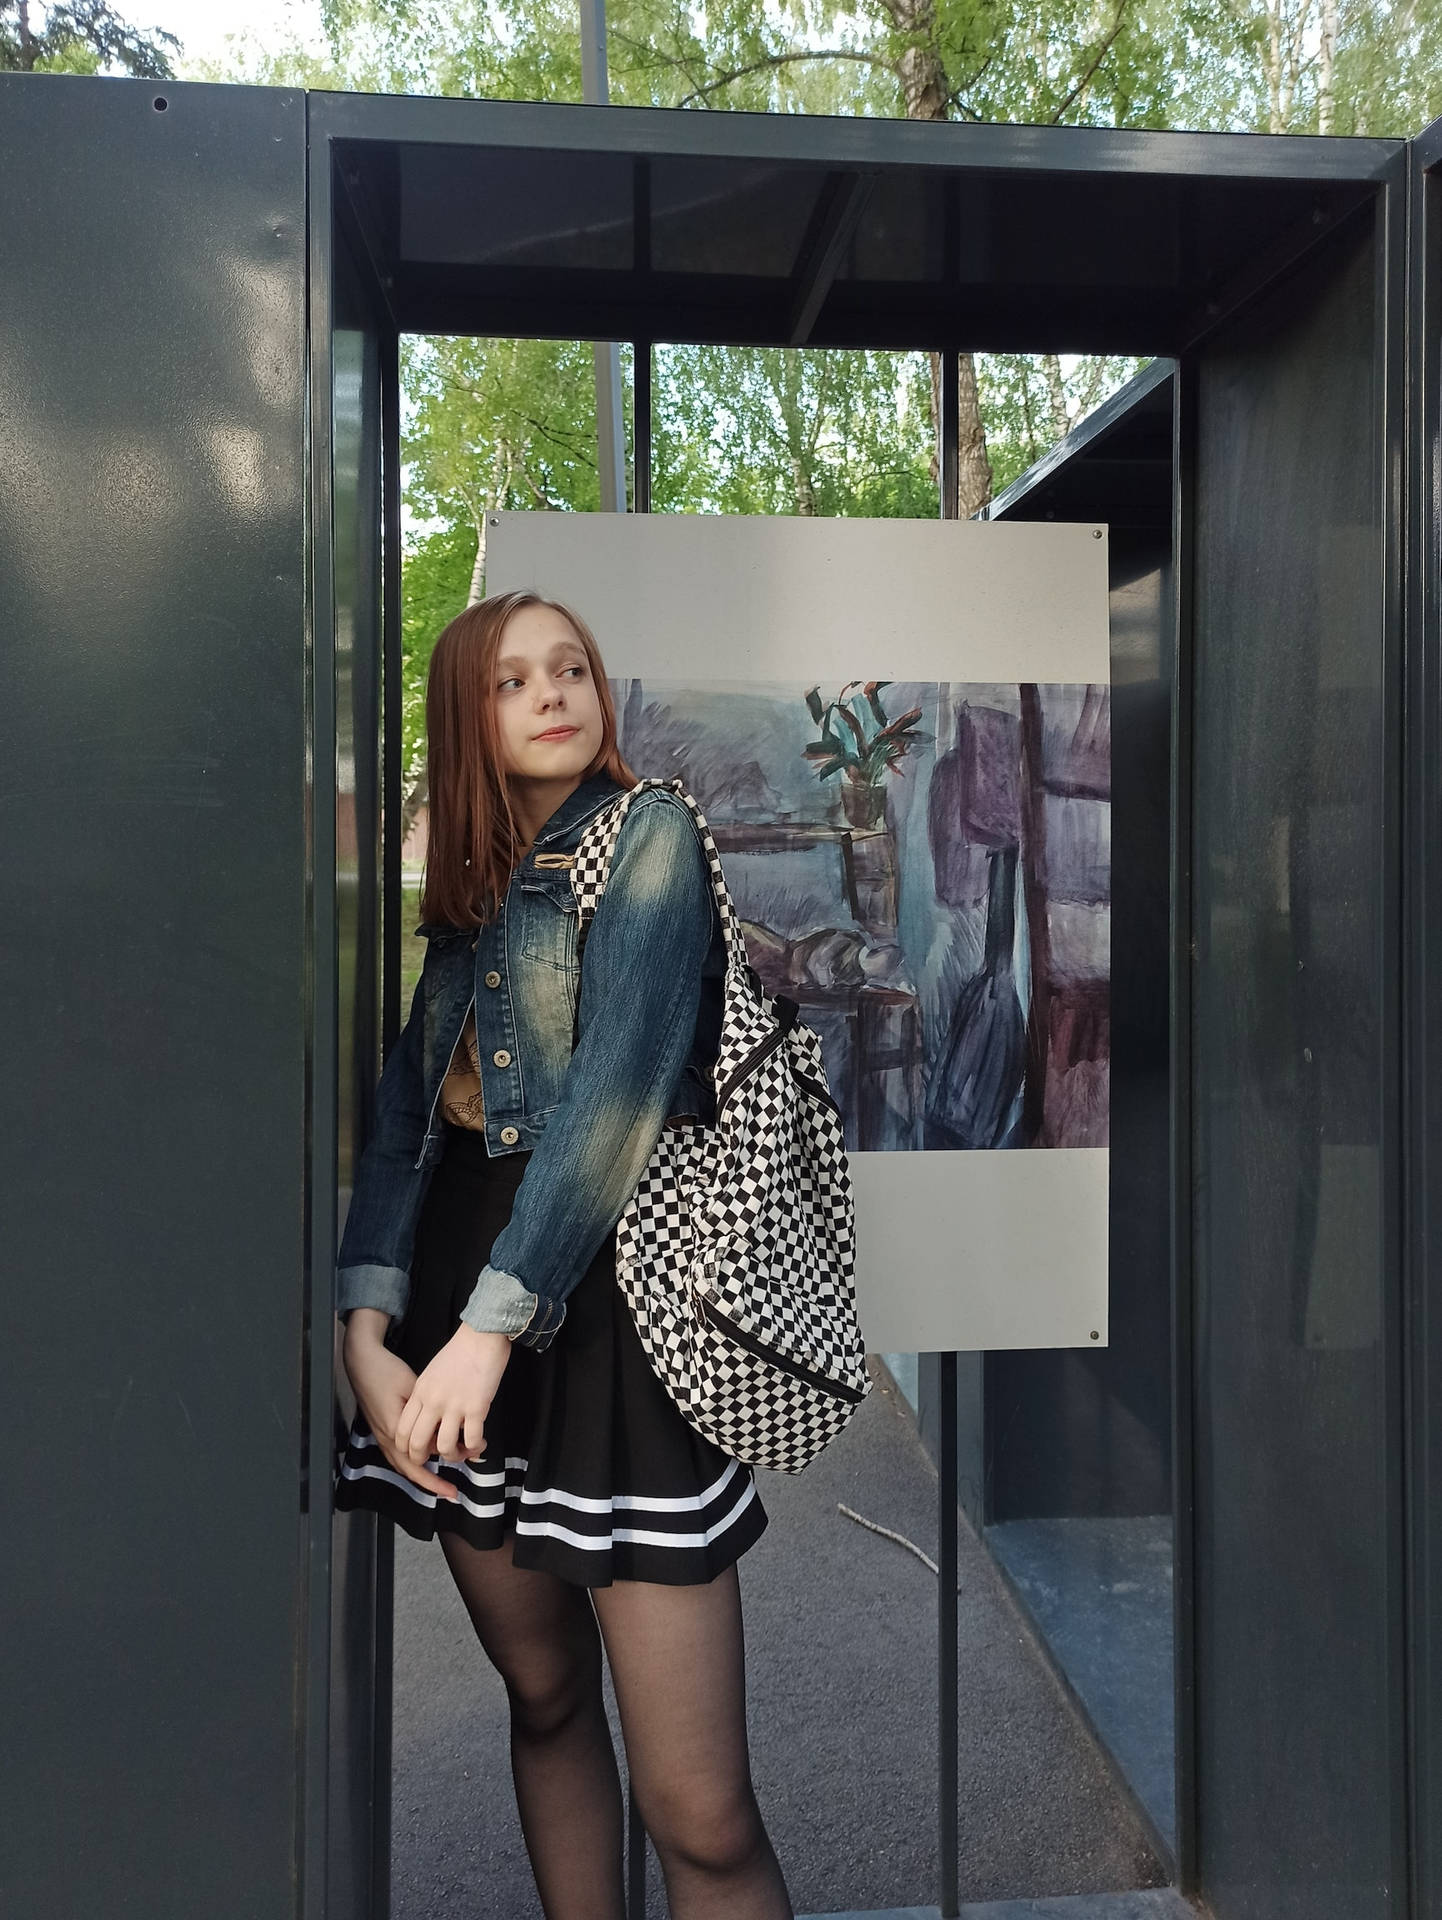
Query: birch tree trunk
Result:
<box><xmin>465</xmin><ymin>439</ymin><xmax>511</xmax><ymax>605</ymax></box>
<box><xmin>1262</xmin><ymin>0</ymin><xmax>1314</xmax><ymax>132</ymax></box>
<box><xmin>1041</xmin><ymin>353</ymin><xmax>1071</xmax><ymax>442</ymax></box>
<box><xmin>1318</xmin><ymin>0</ymin><xmax>1339</xmax><ymax>132</ymax></box>
<box><xmin>401</xmin><ymin>766</ymin><xmax>428</xmax><ymax>843</ymax></box>
<box><xmin>883</xmin><ymin>0</ymin><xmax>994</xmax><ymax>516</ymax></box>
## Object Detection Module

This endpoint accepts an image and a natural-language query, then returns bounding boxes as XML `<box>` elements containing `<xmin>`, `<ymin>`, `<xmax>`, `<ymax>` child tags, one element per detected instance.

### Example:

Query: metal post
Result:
<box><xmin>579</xmin><ymin>0</ymin><xmax>627</xmax><ymax>513</ymax></box>
<box><xmin>939</xmin><ymin>1351</ymin><xmax>959</xmax><ymax>1917</ymax></box>
<box><xmin>936</xmin><ymin>339</ymin><xmax>961</xmax><ymax>1916</ymax></box>
<box><xmin>940</xmin><ymin>345</ymin><xmax>960</xmax><ymax>522</ymax></box>
<box><xmin>634</xmin><ymin>338</ymin><xmax>651</xmax><ymax>515</ymax></box>
<box><xmin>624</xmin><ymin>180</ymin><xmax>651</xmax><ymax>1920</ymax></box>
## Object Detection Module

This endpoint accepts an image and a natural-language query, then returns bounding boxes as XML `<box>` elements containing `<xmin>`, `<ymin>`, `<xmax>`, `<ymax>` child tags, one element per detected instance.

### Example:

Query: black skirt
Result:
<box><xmin>332</xmin><ymin>1120</ymin><xmax>769</xmax><ymax>1587</ymax></box>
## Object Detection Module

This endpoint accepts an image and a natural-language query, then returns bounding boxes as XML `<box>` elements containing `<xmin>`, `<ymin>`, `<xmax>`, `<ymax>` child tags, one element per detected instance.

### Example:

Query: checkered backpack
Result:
<box><xmin>571</xmin><ymin>779</ymin><xmax>872</xmax><ymax>1473</ymax></box>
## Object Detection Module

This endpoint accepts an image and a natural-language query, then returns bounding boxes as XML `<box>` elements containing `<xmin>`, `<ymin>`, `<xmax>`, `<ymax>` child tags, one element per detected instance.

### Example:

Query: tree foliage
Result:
<box><xmin>1</xmin><ymin>0</ymin><xmax>177</xmax><ymax>73</ymax></box>
<box><xmin>187</xmin><ymin>0</ymin><xmax>1442</xmax><ymax>796</ymax></box>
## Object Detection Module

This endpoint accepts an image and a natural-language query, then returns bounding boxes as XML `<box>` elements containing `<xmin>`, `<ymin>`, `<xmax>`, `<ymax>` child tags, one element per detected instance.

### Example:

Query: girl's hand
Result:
<box><xmin>396</xmin><ymin>1323</ymin><xmax>512</xmax><ymax>1474</ymax></box>
<box><xmin>342</xmin><ymin>1320</ymin><xmax>462</xmax><ymax>1504</ymax></box>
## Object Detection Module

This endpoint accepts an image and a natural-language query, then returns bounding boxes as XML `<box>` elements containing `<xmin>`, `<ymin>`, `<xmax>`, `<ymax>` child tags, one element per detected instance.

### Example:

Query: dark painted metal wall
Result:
<box><xmin>983</xmin><ymin>380</ymin><xmax>1175</xmax><ymax>1525</ymax></box>
<box><xmin>0</xmin><ymin>77</ymin><xmax>309</xmax><ymax>1916</ymax></box>
<box><xmin>1408</xmin><ymin>124</ymin><xmax>1442</xmax><ymax>1920</ymax></box>
<box><xmin>1187</xmin><ymin>205</ymin><xmax>1407</xmax><ymax>1917</ymax></box>
<box><xmin>326</xmin><ymin>218</ymin><xmax>391</xmax><ymax>1920</ymax></box>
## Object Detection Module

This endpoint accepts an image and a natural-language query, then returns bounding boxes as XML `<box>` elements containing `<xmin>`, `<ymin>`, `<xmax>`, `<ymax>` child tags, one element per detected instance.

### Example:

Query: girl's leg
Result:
<box><xmin>589</xmin><ymin>1561</ymin><xmax>793</xmax><ymax>1920</ymax></box>
<box><xmin>437</xmin><ymin>1528</ymin><xmax>626</xmax><ymax>1920</ymax></box>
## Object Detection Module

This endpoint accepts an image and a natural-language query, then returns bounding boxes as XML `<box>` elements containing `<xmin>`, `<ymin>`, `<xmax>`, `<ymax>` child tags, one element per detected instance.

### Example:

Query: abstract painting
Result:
<box><xmin>614</xmin><ymin>677</ymin><xmax>1110</xmax><ymax>1156</ymax></box>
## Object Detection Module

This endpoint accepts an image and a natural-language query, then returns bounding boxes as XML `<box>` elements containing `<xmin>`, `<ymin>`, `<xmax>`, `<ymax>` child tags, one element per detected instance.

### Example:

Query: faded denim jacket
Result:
<box><xmin>334</xmin><ymin>773</ymin><xmax>722</xmax><ymax>1353</ymax></box>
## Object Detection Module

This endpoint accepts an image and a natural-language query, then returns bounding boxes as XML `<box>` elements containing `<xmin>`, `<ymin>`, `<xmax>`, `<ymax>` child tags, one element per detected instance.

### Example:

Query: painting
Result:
<box><xmin>486</xmin><ymin>509</ymin><xmax>1113</xmax><ymax>1352</ymax></box>
<box><xmin>614</xmin><ymin>677</ymin><xmax>1110</xmax><ymax>1157</ymax></box>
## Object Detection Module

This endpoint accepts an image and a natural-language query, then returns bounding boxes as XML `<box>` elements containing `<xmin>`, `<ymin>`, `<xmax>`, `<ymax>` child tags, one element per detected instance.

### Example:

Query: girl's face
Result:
<box><xmin>491</xmin><ymin>603</ymin><xmax>605</xmax><ymax>788</ymax></box>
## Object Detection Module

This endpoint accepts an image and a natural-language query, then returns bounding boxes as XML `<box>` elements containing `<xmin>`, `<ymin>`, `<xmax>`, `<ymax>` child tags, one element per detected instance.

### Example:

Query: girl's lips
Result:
<box><xmin>532</xmin><ymin>725</ymin><xmax>579</xmax><ymax>741</ymax></box>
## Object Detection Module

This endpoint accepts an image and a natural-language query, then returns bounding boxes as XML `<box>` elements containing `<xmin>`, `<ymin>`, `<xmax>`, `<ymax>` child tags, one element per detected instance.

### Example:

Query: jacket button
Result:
<box><xmin>492</xmin><ymin>1048</ymin><xmax>512</xmax><ymax>1068</ymax></box>
<box><xmin>484</xmin><ymin>970</ymin><xmax>501</xmax><ymax>988</ymax></box>
<box><xmin>469</xmin><ymin>938</ymin><xmax>477</xmax><ymax>951</ymax></box>
<box><xmin>499</xmin><ymin>1125</ymin><xmax>519</xmax><ymax>1145</ymax></box>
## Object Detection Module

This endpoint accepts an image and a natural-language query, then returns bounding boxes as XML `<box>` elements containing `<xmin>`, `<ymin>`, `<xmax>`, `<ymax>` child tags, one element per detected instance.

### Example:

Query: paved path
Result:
<box><xmin>389</xmin><ymin>1357</ymin><xmax>1171</xmax><ymax>1917</ymax></box>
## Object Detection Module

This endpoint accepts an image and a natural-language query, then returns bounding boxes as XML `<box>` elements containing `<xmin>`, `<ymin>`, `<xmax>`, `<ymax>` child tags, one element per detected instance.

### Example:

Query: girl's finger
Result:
<box><xmin>407</xmin><ymin>1402</ymin><xmax>440</xmax><ymax>1465</ymax></box>
<box><xmin>435</xmin><ymin>1407</ymin><xmax>463</xmax><ymax>1464</ymax></box>
<box><xmin>462</xmin><ymin>1410</ymin><xmax>485</xmax><ymax>1459</ymax></box>
<box><xmin>382</xmin><ymin>1442</ymin><xmax>458</xmax><ymax>1503</ymax></box>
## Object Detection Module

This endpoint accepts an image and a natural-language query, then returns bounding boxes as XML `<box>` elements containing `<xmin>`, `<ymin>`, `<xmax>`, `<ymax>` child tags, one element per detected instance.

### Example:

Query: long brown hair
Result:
<box><xmin>418</xmin><ymin>588</ymin><xmax>635</xmax><ymax>930</ymax></box>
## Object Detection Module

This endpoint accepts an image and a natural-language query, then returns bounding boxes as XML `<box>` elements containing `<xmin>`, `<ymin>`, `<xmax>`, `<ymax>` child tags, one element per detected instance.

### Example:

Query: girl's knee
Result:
<box><xmin>501</xmin><ymin>1639</ymin><xmax>604</xmax><ymax>1738</ymax></box>
<box><xmin>643</xmin><ymin>1781</ymin><xmax>766</xmax><ymax>1876</ymax></box>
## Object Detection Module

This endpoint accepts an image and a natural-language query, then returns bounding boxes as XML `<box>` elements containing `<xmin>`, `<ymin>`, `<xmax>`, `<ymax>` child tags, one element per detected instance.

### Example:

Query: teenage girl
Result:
<box><xmin>332</xmin><ymin>588</ymin><xmax>793</xmax><ymax>1918</ymax></box>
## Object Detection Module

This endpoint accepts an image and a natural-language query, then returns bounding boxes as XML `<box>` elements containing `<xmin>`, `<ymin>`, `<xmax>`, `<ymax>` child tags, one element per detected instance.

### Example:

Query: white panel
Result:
<box><xmin>488</xmin><ymin>511</ymin><xmax>1111</xmax><ymax>1353</ymax></box>
<box><xmin>850</xmin><ymin>1148</ymin><xmax>1109</xmax><ymax>1353</ymax></box>
<box><xmin>485</xmin><ymin>511</ymin><xmax>1109</xmax><ymax>683</ymax></box>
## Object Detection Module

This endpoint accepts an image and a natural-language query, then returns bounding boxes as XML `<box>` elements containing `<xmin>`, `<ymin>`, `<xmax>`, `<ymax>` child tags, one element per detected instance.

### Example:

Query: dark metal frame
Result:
<box><xmin>1169</xmin><ymin>354</ymin><xmax>1199</xmax><ymax>1899</ymax></box>
<box><xmin>982</xmin><ymin>355</ymin><xmax>1178</xmax><ymax>1879</ymax></box>
<box><xmin>1407</xmin><ymin>122</ymin><xmax>1442</xmax><ymax>1920</ymax></box>
<box><xmin>1378</xmin><ymin>146</ymin><xmax>1414</xmax><ymax>1920</ymax></box>
<box><xmin>298</xmin><ymin>88</ymin><xmax>1429</xmax><ymax>1920</ymax></box>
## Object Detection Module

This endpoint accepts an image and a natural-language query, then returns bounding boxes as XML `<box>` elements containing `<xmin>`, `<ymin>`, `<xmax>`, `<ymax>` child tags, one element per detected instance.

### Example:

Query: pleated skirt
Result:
<box><xmin>332</xmin><ymin>1119</ymin><xmax>769</xmax><ymax>1587</ymax></box>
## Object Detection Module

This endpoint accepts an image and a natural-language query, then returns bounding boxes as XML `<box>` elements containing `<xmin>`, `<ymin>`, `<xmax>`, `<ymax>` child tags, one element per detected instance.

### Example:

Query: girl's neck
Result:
<box><xmin>509</xmin><ymin>772</ymin><xmax>584</xmax><ymax>858</ymax></box>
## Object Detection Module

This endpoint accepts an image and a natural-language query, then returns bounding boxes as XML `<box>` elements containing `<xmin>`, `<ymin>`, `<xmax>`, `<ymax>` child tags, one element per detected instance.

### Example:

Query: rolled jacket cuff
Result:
<box><xmin>512</xmin><ymin>1293</ymin><xmax>567</xmax><ymax>1352</ymax></box>
<box><xmin>335</xmin><ymin>1261</ymin><xmax>411</xmax><ymax>1323</ymax></box>
<box><xmin>460</xmin><ymin>1263</ymin><xmax>545</xmax><ymax>1340</ymax></box>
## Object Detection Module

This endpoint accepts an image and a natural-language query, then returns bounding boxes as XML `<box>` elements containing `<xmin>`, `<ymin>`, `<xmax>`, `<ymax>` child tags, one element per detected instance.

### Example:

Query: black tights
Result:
<box><xmin>437</xmin><ymin>1529</ymin><xmax>793</xmax><ymax>1920</ymax></box>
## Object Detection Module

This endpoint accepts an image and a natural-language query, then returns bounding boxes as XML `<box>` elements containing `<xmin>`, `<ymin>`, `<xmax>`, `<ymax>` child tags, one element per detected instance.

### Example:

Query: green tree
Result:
<box><xmin>198</xmin><ymin>0</ymin><xmax>1442</xmax><ymax>800</ymax></box>
<box><xmin>395</xmin><ymin>331</ymin><xmax>627</xmax><ymax>822</ymax></box>
<box><xmin>1165</xmin><ymin>0</ymin><xmax>1442</xmax><ymax>138</ymax></box>
<box><xmin>654</xmin><ymin>345</ymin><xmax>936</xmax><ymax>518</ymax></box>
<box><xmin>397</xmin><ymin>519</ymin><xmax>477</xmax><ymax>838</ymax></box>
<box><xmin>403</xmin><ymin>333</ymin><xmax>625</xmax><ymax>600</ymax></box>
<box><xmin>1</xmin><ymin>0</ymin><xmax>177</xmax><ymax>73</ymax></box>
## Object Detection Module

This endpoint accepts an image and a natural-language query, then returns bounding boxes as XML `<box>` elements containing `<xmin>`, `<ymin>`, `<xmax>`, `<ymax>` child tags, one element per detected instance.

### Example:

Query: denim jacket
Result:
<box><xmin>334</xmin><ymin>773</ymin><xmax>722</xmax><ymax>1353</ymax></box>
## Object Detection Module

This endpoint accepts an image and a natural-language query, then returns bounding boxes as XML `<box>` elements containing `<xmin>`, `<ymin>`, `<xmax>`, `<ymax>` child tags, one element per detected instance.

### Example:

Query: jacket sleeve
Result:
<box><xmin>334</xmin><ymin>974</ymin><xmax>434</xmax><ymax>1325</ymax></box>
<box><xmin>458</xmin><ymin>790</ymin><xmax>717</xmax><ymax>1351</ymax></box>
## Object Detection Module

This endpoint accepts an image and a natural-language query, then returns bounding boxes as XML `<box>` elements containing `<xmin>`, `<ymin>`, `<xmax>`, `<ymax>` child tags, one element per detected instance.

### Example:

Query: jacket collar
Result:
<box><xmin>412</xmin><ymin>772</ymin><xmax>629</xmax><ymax>937</ymax></box>
<box><xmin>531</xmin><ymin>770</ymin><xmax>628</xmax><ymax>849</ymax></box>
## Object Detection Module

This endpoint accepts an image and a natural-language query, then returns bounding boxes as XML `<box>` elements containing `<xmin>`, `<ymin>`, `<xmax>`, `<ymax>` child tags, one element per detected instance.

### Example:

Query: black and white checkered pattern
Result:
<box><xmin>572</xmin><ymin>778</ymin><xmax>871</xmax><ymax>1474</ymax></box>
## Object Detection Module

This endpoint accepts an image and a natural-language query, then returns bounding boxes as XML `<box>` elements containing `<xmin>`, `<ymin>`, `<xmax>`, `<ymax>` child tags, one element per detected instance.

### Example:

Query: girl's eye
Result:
<box><xmin>499</xmin><ymin>668</ymin><xmax>583</xmax><ymax>691</ymax></box>
<box><xmin>498</xmin><ymin>675</ymin><xmax>524</xmax><ymax>692</ymax></box>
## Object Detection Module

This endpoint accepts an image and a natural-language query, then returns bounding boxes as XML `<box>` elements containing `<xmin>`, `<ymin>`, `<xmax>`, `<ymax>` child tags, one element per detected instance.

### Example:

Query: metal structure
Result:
<box><xmin>975</xmin><ymin>357</ymin><xmax>1177</xmax><ymax>1860</ymax></box>
<box><xmin>1</xmin><ymin>69</ymin><xmax>1438</xmax><ymax>1920</ymax></box>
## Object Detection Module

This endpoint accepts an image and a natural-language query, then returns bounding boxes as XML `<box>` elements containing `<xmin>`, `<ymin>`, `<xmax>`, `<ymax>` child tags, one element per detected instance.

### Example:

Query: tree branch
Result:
<box><xmin>668</xmin><ymin>47</ymin><xmax>895</xmax><ymax>110</ymax></box>
<box><xmin>1048</xmin><ymin>0</ymin><xmax>1134</xmax><ymax>123</ymax></box>
<box><xmin>944</xmin><ymin>56</ymin><xmax>996</xmax><ymax>120</ymax></box>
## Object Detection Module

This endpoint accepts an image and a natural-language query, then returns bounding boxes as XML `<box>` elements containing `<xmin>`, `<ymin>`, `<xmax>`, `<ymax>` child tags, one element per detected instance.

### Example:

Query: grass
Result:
<box><xmin>398</xmin><ymin>871</ymin><xmax>429</xmax><ymax>1009</ymax></box>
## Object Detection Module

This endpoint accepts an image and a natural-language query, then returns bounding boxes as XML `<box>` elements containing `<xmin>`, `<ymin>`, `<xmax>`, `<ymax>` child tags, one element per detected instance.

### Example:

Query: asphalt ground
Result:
<box><xmin>388</xmin><ymin>1355</ymin><xmax>1171</xmax><ymax>1918</ymax></box>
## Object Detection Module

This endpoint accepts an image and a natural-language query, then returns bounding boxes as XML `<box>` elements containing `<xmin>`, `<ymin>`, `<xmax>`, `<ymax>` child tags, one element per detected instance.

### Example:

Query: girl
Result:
<box><xmin>332</xmin><ymin>588</ymin><xmax>793</xmax><ymax>1919</ymax></box>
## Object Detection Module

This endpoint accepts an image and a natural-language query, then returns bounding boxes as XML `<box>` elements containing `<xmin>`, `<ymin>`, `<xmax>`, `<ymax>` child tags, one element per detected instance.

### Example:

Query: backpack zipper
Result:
<box><xmin>714</xmin><ymin>1024</ymin><xmax>786</xmax><ymax>1115</ymax></box>
<box><xmin>714</xmin><ymin>1031</ymin><xmax>841</xmax><ymax>1122</ymax></box>
<box><xmin>697</xmin><ymin>1293</ymin><xmax>866</xmax><ymax>1401</ymax></box>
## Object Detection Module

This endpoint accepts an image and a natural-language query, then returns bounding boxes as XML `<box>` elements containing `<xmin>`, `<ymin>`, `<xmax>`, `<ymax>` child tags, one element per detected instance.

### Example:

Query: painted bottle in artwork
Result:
<box><xmin>924</xmin><ymin>843</ymin><xmax>1029</xmax><ymax>1150</ymax></box>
